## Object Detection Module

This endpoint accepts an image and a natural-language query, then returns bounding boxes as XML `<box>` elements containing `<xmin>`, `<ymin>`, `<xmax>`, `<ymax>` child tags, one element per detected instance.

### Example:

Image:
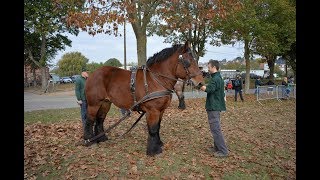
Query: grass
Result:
<box><xmin>24</xmin><ymin>83</ymin><xmax>75</xmax><ymax>95</ymax></box>
<box><xmin>24</xmin><ymin>104</ymin><xmax>121</xmax><ymax>124</ymax></box>
<box><xmin>24</xmin><ymin>95</ymin><xmax>296</xmax><ymax>179</ymax></box>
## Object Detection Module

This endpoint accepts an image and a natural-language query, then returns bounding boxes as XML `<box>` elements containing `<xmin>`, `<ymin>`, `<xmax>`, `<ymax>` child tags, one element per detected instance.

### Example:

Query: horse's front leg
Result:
<box><xmin>83</xmin><ymin>117</ymin><xmax>95</xmax><ymax>146</ymax></box>
<box><xmin>146</xmin><ymin>110</ymin><xmax>162</xmax><ymax>156</ymax></box>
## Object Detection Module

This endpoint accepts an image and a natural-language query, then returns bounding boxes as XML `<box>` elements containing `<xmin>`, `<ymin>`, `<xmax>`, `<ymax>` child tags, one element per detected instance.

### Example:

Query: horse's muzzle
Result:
<box><xmin>189</xmin><ymin>78</ymin><xmax>204</xmax><ymax>90</ymax></box>
<box><xmin>194</xmin><ymin>82</ymin><xmax>204</xmax><ymax>90</ymax></box>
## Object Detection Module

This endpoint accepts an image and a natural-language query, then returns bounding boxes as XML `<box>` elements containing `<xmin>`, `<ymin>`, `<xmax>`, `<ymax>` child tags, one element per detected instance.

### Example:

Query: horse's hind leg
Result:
<box><xmin>157</xmin><ymin>110</ymin><xmax>165</xmax><ymax>147</ymax></box>
<box><xmin>94</xmin><ymin>100</ymin><xmax>112</xmax><ymax>143</ymax></box>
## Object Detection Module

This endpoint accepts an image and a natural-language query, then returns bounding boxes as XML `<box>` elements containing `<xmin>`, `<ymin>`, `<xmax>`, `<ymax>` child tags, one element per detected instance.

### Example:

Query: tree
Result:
<box><xmin>104</xmin><ymin>58</ymin><xmax>122</xmax><ymax>67</ymax></box>
<box><xmin>57</xmin><ymin>52</ymin><xmax>88</xmax><ymax>76</ymax></box>
<box><xmin>153</xmin><ymin>0</ymin><xmax>222</xmax><ymax>63</ymax></box>
<box><xmin>66</xmin><ymin>0</ymin><xmax>164</xmax><ymax>66</ymax></box>
<box><xmin>251</xmin><ymin>0</ymin><xmax>295</xmax><ymax>81</ymax></box>
<box><xmin>212</xmin><ymin>0</ymin><xmax>295</xmax><ymax>93</ymax></box>
<box><xmin>282</xmin><ymin>41</ymin><xmax>296</xmax><ymax>81</ymax></box>
<box><xmin>65</xmin><ymin>0</ymin><xmax>231</xmax><ymax>66</ymax></box>
<box><xmin>221</xmin><ymin>62</ymin><xmax>246</xmax><ymax>71</ymax></box>
<box><xmin>24</xmin><ymin>0</ymin><xmax>80</xmax><ymax>90</ymax></box>
<box><xmin>86</xmin><ymin>62</ymin><xmax>104</xmax><ymax>73</ymax></box>
<box><xmin>213</xmin><ymin>0</ymin><xmax>261</xmax><ymax>94</ymax></box>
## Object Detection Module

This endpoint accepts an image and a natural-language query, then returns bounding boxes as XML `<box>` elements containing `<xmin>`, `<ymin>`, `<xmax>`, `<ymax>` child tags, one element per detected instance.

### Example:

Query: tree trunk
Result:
<box><xmin>131</xmin><ymin>18</ymin><xmax>147</xmax><ymax>66</ymax></box>
<box><xmin>24</xmin><ymin>66</ymin><xmax>28</xmax><ymax>86</ymax></box>
<box><xmin>32</xmin><ymin>69</ymin><xmax>37</xmax><ymax>87</ymax></box>
<box><xmin>134</xmin><ymin>29</ymin><xmax>147</xmax><ymax>66</ymax></box>
<box><xmin>41</xmin><ymin>67</ymin><xmax>49</xmax><ymax>92</ymax></box>
<box><xmin>244</xmin><ymin>39</ymin><xmax>250</xmax><ymax>94</ymax></box>
<box><xmin>285</xmin><ymin>59</ymin><xmax>288</xmax><ymax>77</ymax></box>
<box><xmin>267</xmin><ymin>55</ymin><xmax>276</xmax><ymax>81</ymax></box>
<box><xmin>40</xmin><ymin>34</ymin><xmax>48</xmax><ymax>91</ymax></box>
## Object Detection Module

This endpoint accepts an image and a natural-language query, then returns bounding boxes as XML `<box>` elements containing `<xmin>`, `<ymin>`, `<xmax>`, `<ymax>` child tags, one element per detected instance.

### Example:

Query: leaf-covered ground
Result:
<box><xmin>24</xmin><ymin>95</ymin><xmax>296</xmax><ymax>179</ymax></box>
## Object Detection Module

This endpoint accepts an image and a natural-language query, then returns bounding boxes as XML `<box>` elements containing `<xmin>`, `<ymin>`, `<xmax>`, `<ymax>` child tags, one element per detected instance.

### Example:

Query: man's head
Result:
<box><xmin>81</xmin><ymin>68</ymin><xmax>89</xmax><ymax>79</ymax></box>
<box><xmin>208</xmin><ymin>60</ymin><xmax>220</xmax><ymax>74</ymax></box>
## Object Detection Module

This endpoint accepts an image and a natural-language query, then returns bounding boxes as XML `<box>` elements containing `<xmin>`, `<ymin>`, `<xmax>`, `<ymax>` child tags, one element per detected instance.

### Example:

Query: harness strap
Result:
<box><xmin>120</xmin><ymin>111</ymin><xmax>146</xmax><ymax>137</ymax></box>
<box><xmin>131</xmin><ymin>90</ymin><xmax>173</xmax><ymax>110</ymax></box>
<box><xmin>130</xmin><ymin>67</ymin><xmax>138</xmax><ymax>104</ymax></box>
<box><xmin>142</xmin><ymin>65</ymin><xmax>149</xmax><ymax>94</ymax></box>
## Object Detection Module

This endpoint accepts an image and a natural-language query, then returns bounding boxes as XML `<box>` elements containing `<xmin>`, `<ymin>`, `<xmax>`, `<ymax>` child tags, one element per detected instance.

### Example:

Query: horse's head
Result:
<box><xmin>176</xmin><ymin>41</ymin><xmax>204</xmax><ymax>89</ymax></box>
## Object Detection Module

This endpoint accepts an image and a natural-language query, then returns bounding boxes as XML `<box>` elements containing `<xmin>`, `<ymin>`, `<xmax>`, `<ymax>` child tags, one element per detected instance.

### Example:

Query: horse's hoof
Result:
<box><xmin>84</xmin><ymin>140</ymin><xmax>96</xmax><ymax>147</ymax></box>
<box><xmin>178</xmin><ymin>106</ymin><xmax>186</xmax><ymax>110</ymax></box>
<box><xmin>75</xmin><ymin>139</ymin><xmax>96</xmax><ymax>147</ymax></box>
<box><xmin>159</xmin><ymin>140</ymin><xmax>164</xmax><ymax>147</ymax></box>
<box><xmin>147</xmin><ymin>147</ymin><xmax>162</xmax><ymax>156</ymax></box>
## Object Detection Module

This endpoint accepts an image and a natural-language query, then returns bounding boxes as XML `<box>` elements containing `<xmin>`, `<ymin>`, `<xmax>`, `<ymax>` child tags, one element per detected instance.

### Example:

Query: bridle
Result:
<box><xmin>178</xmin><ymin>48</ymin><xmax>203</xmax><ymax>80</ymax></box>
<box><xmin>148</xmin><ymin>47</ymin><xmax>203</xmax><ymax>91</ymax></box>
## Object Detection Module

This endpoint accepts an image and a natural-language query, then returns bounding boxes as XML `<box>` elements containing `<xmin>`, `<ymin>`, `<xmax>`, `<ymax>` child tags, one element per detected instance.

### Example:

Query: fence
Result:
<box><xmin>256</xmin><ymin>84</ymin><xmax>296</xmax><ymax>105</ymax></box>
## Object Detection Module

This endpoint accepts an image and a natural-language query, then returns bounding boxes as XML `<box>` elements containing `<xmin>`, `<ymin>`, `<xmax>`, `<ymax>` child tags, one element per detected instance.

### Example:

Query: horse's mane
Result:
<box><xmin>146</xmin><ymin>44</ymin><xmax>182</xmax><ymax>67</ymax></box>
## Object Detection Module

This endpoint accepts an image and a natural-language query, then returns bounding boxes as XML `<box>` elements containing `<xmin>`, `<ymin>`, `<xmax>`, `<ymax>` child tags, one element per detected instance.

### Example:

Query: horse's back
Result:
<box><xmin>86</xmin><ymin>66</ymin><xmax>132</xmax><ymax>107</ymax></box>
<box><xmin>87</xmin><ymin>66</ymin><xmax>130</xmax><ymax>85</ymax></box>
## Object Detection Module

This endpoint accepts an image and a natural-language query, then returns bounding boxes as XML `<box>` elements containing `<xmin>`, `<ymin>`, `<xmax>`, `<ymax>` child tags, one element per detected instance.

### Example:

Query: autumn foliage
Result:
<box><xmin>25</xmin><ymin>95</ymin><xmax>296</xmax><ymax>179</ymax></box>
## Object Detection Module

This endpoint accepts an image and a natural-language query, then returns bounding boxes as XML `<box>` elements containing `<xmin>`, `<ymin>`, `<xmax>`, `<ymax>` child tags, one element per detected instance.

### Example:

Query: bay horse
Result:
<box><xmin>84</xmin><ymin>41</ymin><xmax>204</xmax><ymax>156</ymax></box>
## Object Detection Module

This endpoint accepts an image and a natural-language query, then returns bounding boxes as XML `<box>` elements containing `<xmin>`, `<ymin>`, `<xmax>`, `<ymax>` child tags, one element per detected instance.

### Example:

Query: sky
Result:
<box><xmin>52</xmin><ymin>24</ymin><xmax>245</xmax><ymax>67</ymax></box>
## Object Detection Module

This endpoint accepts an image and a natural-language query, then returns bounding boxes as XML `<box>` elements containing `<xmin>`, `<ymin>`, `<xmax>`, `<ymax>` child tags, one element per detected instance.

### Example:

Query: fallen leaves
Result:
<box><xmin>24</xmin><ymin>95</ymin><xmax>296</xmax><ymax>179</ymax></box>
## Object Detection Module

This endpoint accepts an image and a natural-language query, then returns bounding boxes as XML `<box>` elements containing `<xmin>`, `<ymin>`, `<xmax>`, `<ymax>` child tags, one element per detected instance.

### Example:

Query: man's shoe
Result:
<box><xmin>213</xmin><ymin>152</ymin><xmax>228</xmax><ymax>158</ymax></box>
<box><xmin>207</xmin><ymin>146</ymin><xmax>218</xmax><ymax>153</ymax></box>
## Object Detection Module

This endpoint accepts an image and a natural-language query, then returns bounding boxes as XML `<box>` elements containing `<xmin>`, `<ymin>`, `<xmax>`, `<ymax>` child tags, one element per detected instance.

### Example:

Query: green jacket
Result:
<box><xmin>204</xmin><ymin>72</ymin><xmax>226</xmax><ymax>111</ymax></box>
<box><xmin>75</xmin><ymin>76</ymin><xmax>86</xmax><ymax>101</ymax></box>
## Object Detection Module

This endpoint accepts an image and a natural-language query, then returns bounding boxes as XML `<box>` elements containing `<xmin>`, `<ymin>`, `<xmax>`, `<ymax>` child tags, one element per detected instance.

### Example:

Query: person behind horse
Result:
<box><xmin>234</xmin><ymin>75</ymin><xmax>244</xmax><ymax>102</ymax></box>
<box><xmin>254</xmin><ymin>77</ymin><xmax>263</xmax><ymax>95</ymax></box>
<box><xmin>281</xmin><ymin>77</ymin><xmax>290</xmax><ymax>99</ymax></box>
<box><xmin>75</xmin><ymin>69</ymin><xmax>89</xmax><ymax>130</ymax></box>
<box><xmin>227</xmin><ymin>79</ymin><xmax>233</xmax><ymax>92</ymax></box>
<box><xmin>199</xmin><ymin>60</ymin><xmax>229</xmax><ymax>158</ymax></box>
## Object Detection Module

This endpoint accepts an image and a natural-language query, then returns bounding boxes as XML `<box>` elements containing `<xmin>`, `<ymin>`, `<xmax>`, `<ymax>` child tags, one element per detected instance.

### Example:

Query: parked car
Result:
<box><xmin>49</xmin><ymin>73</ymin><xmax>60</xmax><ymax>84</ymax></box>
<box><xmin>70</xmin><ymin>75</ymin><xmax>81</xmax><ymax>83</ymax></box>
<box><xmin>60</xmin><ymin>77</ymin><xmax>73</xmax><ymax>84</ymax></box>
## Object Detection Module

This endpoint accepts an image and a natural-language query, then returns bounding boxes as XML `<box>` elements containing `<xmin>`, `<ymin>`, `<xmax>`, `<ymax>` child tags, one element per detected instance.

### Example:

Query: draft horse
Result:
<box><xmin>84</xmin><ymin>41</ymin><xmax>204</xmax><ymax>156</ymax></box>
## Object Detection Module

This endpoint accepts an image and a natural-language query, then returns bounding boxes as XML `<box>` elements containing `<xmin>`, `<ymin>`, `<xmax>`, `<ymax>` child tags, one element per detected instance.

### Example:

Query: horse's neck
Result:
<box><xmin>148</xmin><ymin>61</ymin><xmax>178</xmax><ymax>90</ymax></box>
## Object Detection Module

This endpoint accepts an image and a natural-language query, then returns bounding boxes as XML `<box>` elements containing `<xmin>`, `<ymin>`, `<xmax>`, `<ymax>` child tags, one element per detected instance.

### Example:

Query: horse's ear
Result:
<box><xmin>185</xmin><ymin>41</ymin><xmax>191</xmax><ymax>48</ymax></box>
<box><xmin>182</xmin><ymin>40</ymin><xmax>190</xmax><ymax>53</ymax></box>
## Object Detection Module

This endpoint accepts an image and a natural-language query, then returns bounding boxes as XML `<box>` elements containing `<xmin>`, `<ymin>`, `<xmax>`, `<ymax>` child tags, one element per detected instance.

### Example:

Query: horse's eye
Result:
<box><xmin>183</xmin><ymin>60</ymin><xmax>191</xmax><ymax>67</ymax></box>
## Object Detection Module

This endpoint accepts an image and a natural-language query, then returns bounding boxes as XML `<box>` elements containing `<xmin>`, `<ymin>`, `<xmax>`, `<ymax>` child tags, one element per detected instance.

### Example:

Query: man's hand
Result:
<box><xmin>200</xmin><ymin>85</ymin><xmax>206</xmax><ymax>91</ymax></box>
<box><xmin>77</xmin><ymin>100</ymin><xmax>83</xmax><ymax>105</ymax></box>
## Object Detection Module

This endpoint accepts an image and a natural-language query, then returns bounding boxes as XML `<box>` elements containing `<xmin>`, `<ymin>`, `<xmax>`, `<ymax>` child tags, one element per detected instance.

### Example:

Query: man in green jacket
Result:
<box><xmin>75</xmin><ymin>70</ymin><xmax>89</xmax><ymax>129</ymax></box>
<box><xmin>200</xmin><ymin>60</ymin><xmax>229</xmax><ymax>157</ymax></box>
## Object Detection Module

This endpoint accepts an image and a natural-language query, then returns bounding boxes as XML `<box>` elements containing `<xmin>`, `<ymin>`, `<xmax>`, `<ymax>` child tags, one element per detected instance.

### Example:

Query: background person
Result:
<box><xmin>254</xmin><ymin>77</ymin><xmax>263</xmax><ymax>95</ymax></box>
<box><xmin>281</xmin><ymin>77</ymin><xmax>290</xmax><ymax>99</ymax></box>
<box><xmin>233</xmin><ymin>75</ymin><xmax>244</xmax><ymax>102</ymax></box>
